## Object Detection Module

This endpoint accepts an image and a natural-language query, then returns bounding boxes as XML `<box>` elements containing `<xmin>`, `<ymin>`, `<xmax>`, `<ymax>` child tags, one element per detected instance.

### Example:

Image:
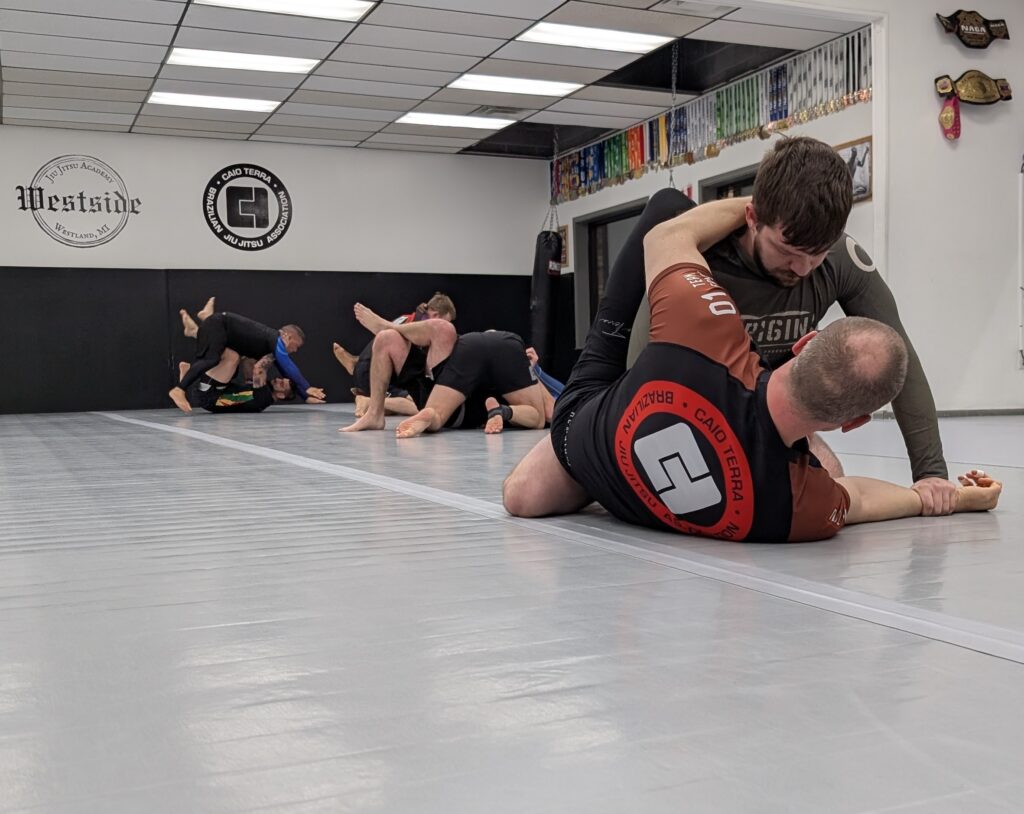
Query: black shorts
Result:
<box><xmin>187</xmin><ymin>377</ymin><xmax>226</xmax><ymax>411</ymax></box>
<box><xmin>435</xmin><ymin>331</ymin><xmax>534</xmax><ymax>397</ymax></box>
<box><xmin>352</xmin><ymin>342</ymin><xmax>429</xmax><ymax>400</ymax></box>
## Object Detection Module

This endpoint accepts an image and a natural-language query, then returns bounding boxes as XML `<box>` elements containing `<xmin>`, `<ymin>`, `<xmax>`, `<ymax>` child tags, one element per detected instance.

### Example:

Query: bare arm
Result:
<box><xmin>251</xmin><ymin>354</ymin><xmax>274</xmax><ymax>388</ymax></box>
<box><xmin>642</xmin><ymin>197</ymin><xmax>749</xmax><ymax>293</ymax></box>
<box><xmin>839</xmin><ymin>471</ymin><xmax>1001</xmax><ymax>526</ymax></box>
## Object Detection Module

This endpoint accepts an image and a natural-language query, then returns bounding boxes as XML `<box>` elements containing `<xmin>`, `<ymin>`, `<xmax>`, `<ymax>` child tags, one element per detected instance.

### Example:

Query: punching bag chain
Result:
<box><xmin>668</xmin><ymin>41</ymin><xmax>679</xmax><ymax>189</ymax></box>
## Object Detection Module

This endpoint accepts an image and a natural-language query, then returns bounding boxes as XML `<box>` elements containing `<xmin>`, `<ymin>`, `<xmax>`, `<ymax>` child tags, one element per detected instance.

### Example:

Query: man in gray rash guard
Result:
<box><xmin>629</xmin><ymin>136</ymin><xmax>955</xmax><ymax>515</ymax></box>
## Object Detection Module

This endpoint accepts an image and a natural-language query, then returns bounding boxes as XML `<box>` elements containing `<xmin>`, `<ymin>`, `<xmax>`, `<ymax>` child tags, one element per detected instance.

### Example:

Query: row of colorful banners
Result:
<box><xmin>551</xmin><ymin>28</ymin><xmax>873</xmax><ymax>204</ymax></box>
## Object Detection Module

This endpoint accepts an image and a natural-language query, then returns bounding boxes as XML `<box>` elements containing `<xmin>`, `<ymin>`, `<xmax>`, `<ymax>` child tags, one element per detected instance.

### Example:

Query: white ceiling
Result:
<box><xmin>0</xmin><ymin>0</ymin><xmax>853</xmax><ymax>155</ymax></box>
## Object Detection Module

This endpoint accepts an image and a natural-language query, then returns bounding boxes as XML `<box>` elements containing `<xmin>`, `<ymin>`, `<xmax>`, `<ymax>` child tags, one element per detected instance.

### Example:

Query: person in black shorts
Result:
<box><xmin>393</xmin><ymin>330</ymin><xmax>548</xmax><ymax>439</ymax></box>
<box><xmin>170</xmin><ymin>309</ymin><xmax>324</xmax><ymax>413</ymax></box>
<box><xmin>501</xmin><ymin>190</ymin><xmax>1001</xmax><ymax>542</ymax></box>
<box><xmin>176</xmin><ymin>350</ymin><xmax>291</xmax><ymax>414</ymax></box>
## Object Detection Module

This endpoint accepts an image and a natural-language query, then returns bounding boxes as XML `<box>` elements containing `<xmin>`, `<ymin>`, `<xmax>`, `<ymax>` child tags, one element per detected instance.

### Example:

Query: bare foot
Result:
<box><xmin>956</xmin><ymin>469</ymin><xmax>1002</xmax><ymax>512</ymax></box>
<box><xmin>353</xmin><ymin>302</ymin><xmax>391</xmax><ymax>335</ymax></box>
<box><xmin>354</xmin><ymin>394</ymin><xmax>370</xmax><ymax>417</ymax></box>
<box><xmin>177</xmin><ymin>362</ymin><xmax>190</xmax><ymax>383</ymax></box>
<box><xmin>197</xmin><ymin>297</ymin><xmax>215</xmax><ymax>321</ymax></box>
<box><xmin>179</xmin><ymin>309</ymin><xmax>199</xmax><ymax>339</ymax></box>
<box><xmin>484</xmin><ymin>397</ymin><xmax>504</xmax><ymax>435</ymax></box>
<box><xmin>168</xmin><ymin>387</ymin><xmax>192</xmax><ymax>413</ymax></box>
<box><xmin>340</xmin><ymin>411</ymin><xmax>385</xmax><ymax>432</ymax></box>
<box><xmin>396</xmin><ymin>407</ymin><xmax>436</xmax><ymax>438</ymax></box>
<box><xmin>332</xmin><ymin>342</ymin><xmax>357</xmax><ymax>375</ymax></box>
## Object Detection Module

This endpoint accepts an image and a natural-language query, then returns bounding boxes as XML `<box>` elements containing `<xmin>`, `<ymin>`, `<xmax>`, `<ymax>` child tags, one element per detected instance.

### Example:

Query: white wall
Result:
<box><xmin>0</xmin><ymin>124</ymin><xmax>548</xmax><ymax>276</ymax></box>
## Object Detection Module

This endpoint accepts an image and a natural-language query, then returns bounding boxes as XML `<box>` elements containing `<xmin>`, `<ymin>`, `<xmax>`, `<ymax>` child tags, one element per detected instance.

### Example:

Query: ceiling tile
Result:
<box><xmin>250</xmin><ymin>135</ymin><xmax>361</xmax><ymax>147</ymax></box>
<box><xmin>158</xmin><ymin>65</ymin><xmax>306</xmax><ymax>89</ymax></box>
<box><xmin>686</xmin><ymin>19</ymin><xmax>839</xmax><ymax>49</ymax></box>
<box><xmin>0</xmin><ymin>10</ymin><xmax>175</xmax><ymax>45</ymax></box>
<box><xmin>723</xmin><ymin>8</ymin><xmax>865</xmax><ymax>34</ymax></box>
<box><xmin>137</xmin><ymin>103</ymin><xmax>268</xmax><ymax>122</ymax></box>
<box><xmin>0</xmin><ymin>68</ymin><xmax>154</xmax><ymax>89</ymax></box>
<box><xmin>327</xmin><ymin>43</ymin><xmax>480</xmax><ymax>72</ymax></box>
<box><xmin>301</xmin><ymin>74</ymin><xmax>437</xmax><ymax>100</ymax></box>
<box><xmin>133</xmin><ymin>126</ymin><xmax>247</xmax><ymax>139</ymax></box>
<box><xmin>412</xmin><ymin>100</ymin><xmax>482</xmax><ymax>115</ymax></box>
<box><xmin>0</xmin><ymin>32</ymin><xmax>167</xmax><ymax>62</ymax></box>
<box><xmin>0</xmin><ymin>0</ymin><xmax>185</xmax><ymax>24</ymax></box>
<box><xmin>649</xmin><ymin>1</ymin><xmax>737</xmax><ymax>16</ymax></box>
<box><xmin>545</xmin><ymin>2</ymin><xmax>709</xmax><ymax>37</ymax></box>
<box><xmin>345</xmin><ymin>25</ymin><xmax>503</xmax><ymax>57</ymax></box>
<box><xmin>173</xmin><ymin>27</ymin><xmax>336</xmax><ymax>59</ymax></box>
<box><xmin>135</xmin><ymin>114</ymin><xmax>257</xmax><ymax>132</ymax></box>
<box><xmin>364</xmin><ymin>4</ymin><xmax>529</xmax><ymax>39</ymax></box>
<box><xmin>382</xmin><ymin>122</ymin><xmax>514</xmax><ymax>140</ymax></box>
<box><xmin>255</xmin><ymin>124</ymin><xmax>373</xmax><ymax>140</ymax></box>
<box><xmin>3</xmin><ymin>106</ymin><xmax>136</xmax><ymax>124</ymax></box>
<box><xmin>3</xmin><ymin>81</ymin><xmax>148</xmax><ymax>102</ymax></box>
<box><xmin>0</xmin><ymin>52</ymin><xmax>160</xmax><ymax>76</ymax></box>
<box><xmin>277</xmin><ymin>101</ymin><xmax>399</xmax><ymax>122</ymax></box>
<box><xmin>527</xmin><ymin>109</ymin><xmax>647</xmax><ymax>128</ymax></box>
<box><xmin>313</xmin><ymin>60</ymin><xmax>458</xmax><ymax>87</ymax></box>
<box><xmin>4</xmin><ymin>94</ymin><xmax>141</xmax><ymax>114</ymax></box>
<box><xmin>288</xmin><ymin>89</ymin><xmax>415</xmax><ymax>111</ymax></box>
<box><xmin>361</xmin><ymin>142</ymin><xmax>462</xmax><ymax>153</ymax></box>
<box><xmin>571</xmin><ymin>85</ymin><xmax>680</xmax><ymax>106</ymax></box>
<box><xmin>264</xmin><ymin>113</ymin><xmax>383</xmax><ymax>131</ymax></box>
<box><xmin>364</xmin><ymin>132</ymin><xmax>477</xmax><ymax>147</ymax></box>
<box><xmin>547</xmin><ymin>98</ymin><xmax>667</xmax><ymax>119</ymax></box>
<box><xmin>469</xmin><ymin>58</ymin><xmax>607</xmax><ymax>85</ymax></box>
<box><xmin>181</xmin><ymin>4</ymin><xmax>355</xmax><ymax>40</ymax></box>
<box><xmin>430</xmin><ymin>87</ymin><xmax>566</xmax><ymax>110</ymax></box>
<box><xmin>151</xmin><ymin>78</ymin><xmax>293</xmax><ymax>101</ymax></box>
<box><xmin>491</xmin><ymin>42</ymin><xmax>638</xmax><ymax>71</ymax></box>
<box><xmin>3</xmin><ymin>117</ymin><xmax>131</xmax><ymax>132</ymax></box>
<box><xmin>379</xmin><ymin>0</ymin><xmax>562</xmax><ymax>18</ymax></box>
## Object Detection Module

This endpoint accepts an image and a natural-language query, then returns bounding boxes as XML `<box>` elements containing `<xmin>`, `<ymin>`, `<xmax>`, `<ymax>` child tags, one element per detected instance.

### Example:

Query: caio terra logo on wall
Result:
<box><xmin>203</xmin><ymin>163</ymin><xmax>292</xmax><ymax>251</ymax></box>
<box><xmin>15</xmin><ymin>155</ymin><xmax>142</xmax><ymax>248</ymax></box>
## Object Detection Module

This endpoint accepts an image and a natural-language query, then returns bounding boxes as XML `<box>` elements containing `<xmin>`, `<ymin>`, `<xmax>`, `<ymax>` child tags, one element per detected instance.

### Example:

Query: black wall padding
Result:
<box><xmin>529</xmin><ymin>230</ymin><xmax>562</xmax><ymax>366</ymax></box>
<box><xmin>1</xmin><ymin>267</ymin><xmax>531</xmax><ymax>414</ymax></box>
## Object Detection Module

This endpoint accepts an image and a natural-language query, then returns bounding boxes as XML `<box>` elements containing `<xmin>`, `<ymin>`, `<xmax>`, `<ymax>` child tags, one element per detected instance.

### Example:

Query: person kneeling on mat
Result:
<box><xmin>502</xmin><ymin>192</ymin><xmax>1001</xmax><ymax>542</ymax></box>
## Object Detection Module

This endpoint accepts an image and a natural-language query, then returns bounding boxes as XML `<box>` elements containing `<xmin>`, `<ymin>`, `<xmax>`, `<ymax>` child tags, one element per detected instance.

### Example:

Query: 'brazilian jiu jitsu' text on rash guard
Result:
<box><xmin>554</xmin><ymin>262</ymin><xmax>850</xmax><ymax>543</ymax></box>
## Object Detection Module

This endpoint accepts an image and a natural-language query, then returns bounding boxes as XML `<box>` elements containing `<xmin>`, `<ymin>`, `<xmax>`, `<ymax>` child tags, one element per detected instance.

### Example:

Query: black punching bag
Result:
<box><xmin>530</xmin><ymin>229</ymin><xmax>562</xmax><ymax>363</ymax></box>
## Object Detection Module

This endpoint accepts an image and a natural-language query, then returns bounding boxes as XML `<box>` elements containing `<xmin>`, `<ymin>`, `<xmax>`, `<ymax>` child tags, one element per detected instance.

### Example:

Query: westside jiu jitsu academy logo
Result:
<box><xmin>15</xmin><ymin>155</ymin><xmax>142</xmax><ymax>248</ymax></box>
<box><xmin>203</xmin><ymin>164</ymin><xmax>292</xmax><ymax>251</ymax></box>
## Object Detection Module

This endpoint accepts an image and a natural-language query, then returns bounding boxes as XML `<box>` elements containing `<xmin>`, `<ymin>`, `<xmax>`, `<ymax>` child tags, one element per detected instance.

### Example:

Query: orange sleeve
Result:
<box><xmin>787</xmin><ymin>462</ymin><xmax>851</xmax><ymax>542</ymax></box>
<box><xmin>649</xmin><ymin>262</ymin><xmax>764</xmax><ymax>389</ymax></box>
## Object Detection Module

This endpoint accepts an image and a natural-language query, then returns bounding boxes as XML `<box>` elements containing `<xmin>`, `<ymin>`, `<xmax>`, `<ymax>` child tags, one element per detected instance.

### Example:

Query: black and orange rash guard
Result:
<box><xmin>557</xmin><ymin>263</ymin><xmax>849</xmax><ymax>543</ymax></box>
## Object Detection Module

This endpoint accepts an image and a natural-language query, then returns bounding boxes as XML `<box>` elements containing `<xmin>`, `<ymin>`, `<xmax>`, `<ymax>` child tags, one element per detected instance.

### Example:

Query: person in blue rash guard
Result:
<box><xmin>169</xmin><ymin>310</ymin><xmax>325</xmax><ymax>413</ymax></box>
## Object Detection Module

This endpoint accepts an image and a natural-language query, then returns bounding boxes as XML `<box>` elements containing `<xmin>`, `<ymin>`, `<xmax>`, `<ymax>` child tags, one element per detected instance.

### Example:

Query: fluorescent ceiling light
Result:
<box><xmin>396</xmin><ymin>112</ymin><xmax>515</xmax><ymax>130</ymax></box>
<box><xmin>195</xmin><ymin>0</ymin><xmax>375</xmax><ymax>22</ymax></box>
<box><xmin>448</xmin><ymin>74</ymin><xmax>582</xmax><ymax>97</ymax></box>
<box><xmin>517</xmin><ymin>22</ymin><xmax>673</xmax><ymax>53</ymax></box>
<box><xmin>167</xmin><ymin>48</ymin><xmax>319</xmax><ymax>74</ymax></box>
<box><xmin>148</xmin><ymin>91</ymin><xmax>279</xmax><ymax>113</ymax></box>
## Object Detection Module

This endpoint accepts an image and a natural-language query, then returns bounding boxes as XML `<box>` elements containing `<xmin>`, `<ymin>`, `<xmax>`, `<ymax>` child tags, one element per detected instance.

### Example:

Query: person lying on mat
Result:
<box><xmin>501</xmin><ymin>191</ymin><xmax>1001</xmax><ymax>543</ymax></box>
<box><xmin>177</xmin><ymin>349</ymin><xmax>293</xmax><ymax>414</ymax></box>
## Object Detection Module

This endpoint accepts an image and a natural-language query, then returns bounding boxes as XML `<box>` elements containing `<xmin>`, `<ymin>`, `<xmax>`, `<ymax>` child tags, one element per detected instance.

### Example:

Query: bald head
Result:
<box><xmin>789</xmin><ymin>317</ymin><xmax>908</xmax><ymax>425</ymax></box>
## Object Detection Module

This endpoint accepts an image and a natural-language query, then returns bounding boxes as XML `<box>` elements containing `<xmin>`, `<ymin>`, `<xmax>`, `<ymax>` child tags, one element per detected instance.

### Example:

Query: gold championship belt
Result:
<box><xmin>936</xmin><ymin>10</ymin><xmax>1009</xmax><ymax>49</ymax></box>
<box><xmin>935</xmin><ymin>70</ymin><xmax>1012</xmax><ymax>140</ymax></box>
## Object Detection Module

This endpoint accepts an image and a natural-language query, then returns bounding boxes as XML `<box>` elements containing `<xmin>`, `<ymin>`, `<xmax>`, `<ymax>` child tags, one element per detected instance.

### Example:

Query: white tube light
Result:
<box><xmin>396</xmin><ymin>112</ymin><xmax>516</xmax><ymax>129</ymax></box>
<box><xmin>517</xmin><ymin>22</ymin><xmax>673</xmax><ymax>54</ymax></box>
<box><xmin>195</xmin><ymin>0</ymin><xmax>376</xmax><ymax>22</ymax></box>
<box><xmin>168</xmin><ymin>48</ymin><xmax>319</xmax><ymax>74</ymax></box>
<box><xmin>148</xmin><ymin>91</ymin><xmax>280</xmax><ymax>113</ymax></box>
<box><xmin>448</xmin><ymin>74</ymin><xmax>583</xmax><ymax>97</ymax></box>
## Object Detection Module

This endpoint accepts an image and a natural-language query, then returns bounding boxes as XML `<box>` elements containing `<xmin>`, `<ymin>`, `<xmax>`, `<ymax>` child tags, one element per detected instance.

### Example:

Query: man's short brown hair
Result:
<box><xmin>752</xmin><ymin>136</ymin><xmax>853</xmax><ymax>254</ymax></box>
<box><xmin>426</xmin><ymin>292</ymin><xmax>456</xmax><ymax>321</ymax></box>
<box><xmin>789</xmin><ymin>317</ymin><xmax>908</xmax><ymax>425</ymax></box>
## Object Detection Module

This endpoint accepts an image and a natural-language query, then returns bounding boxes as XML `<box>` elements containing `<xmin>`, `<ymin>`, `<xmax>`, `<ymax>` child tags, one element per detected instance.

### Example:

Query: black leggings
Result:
<box><xmin>178</xmin><ymin>313</ymin><xmax>229</xmax><ymax>391</ymax></box>
<box><xmin>557</xmin><ymin>188</ymin><xmax>697</xmax><ymax>410</ymax></box>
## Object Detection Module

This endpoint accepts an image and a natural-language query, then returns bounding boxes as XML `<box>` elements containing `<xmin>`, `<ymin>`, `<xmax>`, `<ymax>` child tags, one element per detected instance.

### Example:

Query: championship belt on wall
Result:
<box><xmin>936</xmin><ymin>10</ymin><xmax>1009</xmax><ymax>49</ymax></box>
<box><xmin>935</xmin><ymin>71</ymin><xmax>1012</xmax><ymax>140</ymax></box>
